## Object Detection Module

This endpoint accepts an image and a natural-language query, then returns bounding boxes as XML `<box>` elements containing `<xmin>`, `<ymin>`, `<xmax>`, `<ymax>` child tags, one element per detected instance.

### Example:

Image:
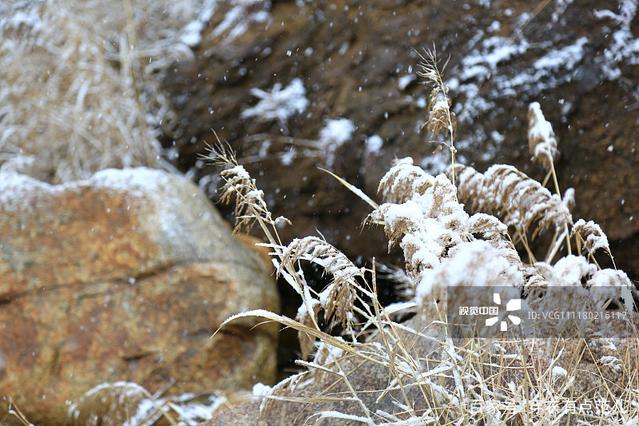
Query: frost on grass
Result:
<box><xmin>241</xmin><ymin>78</ymin><xmax>309</xmax><ymax>126</ymax></box>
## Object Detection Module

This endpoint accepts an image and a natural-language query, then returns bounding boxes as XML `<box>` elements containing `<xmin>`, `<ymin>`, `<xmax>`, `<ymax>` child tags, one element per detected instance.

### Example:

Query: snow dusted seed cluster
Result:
<box><xmin>456</xmin><ymin>164</ymin><xmax>572</xmax><ymax>237</ymax></box>
<box><xmin>212</xmin><ymin>92</ymin><xmax>637</xmax><ymax>424</ymax></box>
<box><xmin>528</xmin><ymin>101</ymin><xmax>559</xmax><ymax>170</ymax></box>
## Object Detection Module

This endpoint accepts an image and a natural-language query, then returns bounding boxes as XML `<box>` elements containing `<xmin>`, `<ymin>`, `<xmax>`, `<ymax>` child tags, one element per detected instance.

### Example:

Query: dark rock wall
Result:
<box><xmin>163</xmin><ymin>0</ymin><xmax>639</xmax><ymax>278</ymax></box>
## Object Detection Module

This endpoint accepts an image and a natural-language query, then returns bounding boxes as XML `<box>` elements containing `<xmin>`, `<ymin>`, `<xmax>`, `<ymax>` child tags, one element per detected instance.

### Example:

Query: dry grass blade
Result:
<box><xmin>319</xmin><ymin>167</ymin><xmax>378</xmax><ymax>210</ymax></box>
<box><xmin>212</xmin><ymin>310</ymin><xmax>389</xmax><ymax>369</ymax></box>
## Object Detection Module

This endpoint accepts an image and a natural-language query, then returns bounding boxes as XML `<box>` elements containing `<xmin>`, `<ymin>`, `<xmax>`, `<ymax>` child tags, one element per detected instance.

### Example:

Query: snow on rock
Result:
<box><xmin>533</xmin><ymin>37</ymin><xmax>588</xmax><ymax>71</ymax></box>
<box><xmin>180</xmin><ymin>0</ymin><xmax>272</xmax><ymax>47</ymax></box>
<box><xmin>595</xmin><ymin>0</ymin><xmax>639</xmax><ymax>79</ymax></box>
<box><xmin>241</xmin><ymin>78</ymin><xmax>309</xmax><ymax>125</ymax></box>
<box><xmin>318</xmin><ymin>118</ymin><xmax>355</xmax><ymax>166</ymax></box>
<box><xmin>91</xmin><ymin>167</ymin><xmax>174</xmax><ymax>194</ymax></box>
<box><xmin>450</xmin><ymin>33</ymin><xmax>588</xmax><ymax>128</ymax></box>
<box><xmin>446</xmin><ymin>14</ymin><xmax>593</xmax><ymax>158</ymax></box>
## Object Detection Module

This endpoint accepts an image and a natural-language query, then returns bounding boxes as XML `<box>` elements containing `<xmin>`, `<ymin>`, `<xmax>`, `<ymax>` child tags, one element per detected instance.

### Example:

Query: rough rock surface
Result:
<box><xmin>0</xmin><ymin>168</ymin><xmax>279</xmax><ymax>424</ymax></box>
<box><xmin>202</xmin><ymin>391</ymin><xmax>263</xmax><ymax>426</ymax></box>
<box><xmin>164</xmin><ymin>0</ymin><xmax>639</xmax><ymax>277</ymax></box>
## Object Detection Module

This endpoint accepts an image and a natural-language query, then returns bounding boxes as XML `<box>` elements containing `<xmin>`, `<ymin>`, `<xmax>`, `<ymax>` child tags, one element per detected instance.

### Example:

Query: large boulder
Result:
<box><xmin>0</xmin><ymin>168</ymin><xmax>279</xmax><ymax>424</ymax></box>
<box><xmin>164</xmin><ymin>0</ymin><xmax>639</xmax><ymax>277</ymax></box>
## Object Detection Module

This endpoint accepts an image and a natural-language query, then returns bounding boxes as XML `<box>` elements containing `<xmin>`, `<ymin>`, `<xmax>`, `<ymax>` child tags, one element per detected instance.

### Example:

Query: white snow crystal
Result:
<box><xmin>241</xmin><ymin>78</ymin><xmax>309</xmax><ymax>124</ymax></box>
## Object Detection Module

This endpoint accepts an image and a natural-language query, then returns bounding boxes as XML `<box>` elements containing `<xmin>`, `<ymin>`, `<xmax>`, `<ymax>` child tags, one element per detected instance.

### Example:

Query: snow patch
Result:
<box><xmin>212</xmin><ymin>0</ymin><xmax>270</xmax><ymax>43</ymax></box>
<box><xmin>364</xmin><ymin>134</ymin><xmax>383</xmax><ymax>156</ymax></box>
<box><xmin>595</xmin><ymin>0</ymin><xmax>639</xmax><ymax>79</ymax></box>
<box><xmin>318</xmin><ymin>118</ymin><xmax>355</xmax><ymax>166</ymax></box>
<box><xmin>241</xmin><ymin>78</ymin><xmax>309</xmax><ymax>124</ymax></box>
<box><xmin>252</xmin><ymin>382</ymin><xmax>273</xmax><ymax>398</ymax></box>
<box><xmin>533</xmin><ymin>37</ymin><xmax>588</xmax><ymax>71</ymax></box>
<box><xmin>551</xmin><ymin>366</ymin><xmax>567</xmax><ymax>378</ymax></box>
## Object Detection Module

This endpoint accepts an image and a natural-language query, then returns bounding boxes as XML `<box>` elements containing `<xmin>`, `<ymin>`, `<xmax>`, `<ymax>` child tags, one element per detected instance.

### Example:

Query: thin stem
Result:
<box><xmin>549</xmin><ymin>159</ymin><xmax>571</xmax><ymax>255</ymax></box>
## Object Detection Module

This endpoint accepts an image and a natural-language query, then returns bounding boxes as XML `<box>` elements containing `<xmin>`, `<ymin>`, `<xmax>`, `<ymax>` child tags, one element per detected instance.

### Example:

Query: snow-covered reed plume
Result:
<box><xmin>572</xmin><ymin>219</ymin><xmax>611</xmax><ymax>257</ymax></box>
<box><xmin>528</xmin><ymin>102</ymin><xmax>559</xmax><ymax>170</ymax></box>
<box><xmin>456</xmin><ymin>164</ymin><xmax>572</xmax><ymax>239</ymax></box>
<box><xmin>279</xmin><ymin>237</ymin><xmax>365</xmax><ymax>330</ymax></box>
<box><xmin>417</xmin><ymin>47</ymin><xmax>457</xmax><ymax>185</ymax></box>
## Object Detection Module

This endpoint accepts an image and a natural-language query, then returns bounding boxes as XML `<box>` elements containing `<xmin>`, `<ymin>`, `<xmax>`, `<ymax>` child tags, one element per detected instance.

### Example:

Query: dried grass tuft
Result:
<box><xmin>0</xmin><ymin>0</ymin><xmax>200</xmax><ymax>182</ymax></box>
